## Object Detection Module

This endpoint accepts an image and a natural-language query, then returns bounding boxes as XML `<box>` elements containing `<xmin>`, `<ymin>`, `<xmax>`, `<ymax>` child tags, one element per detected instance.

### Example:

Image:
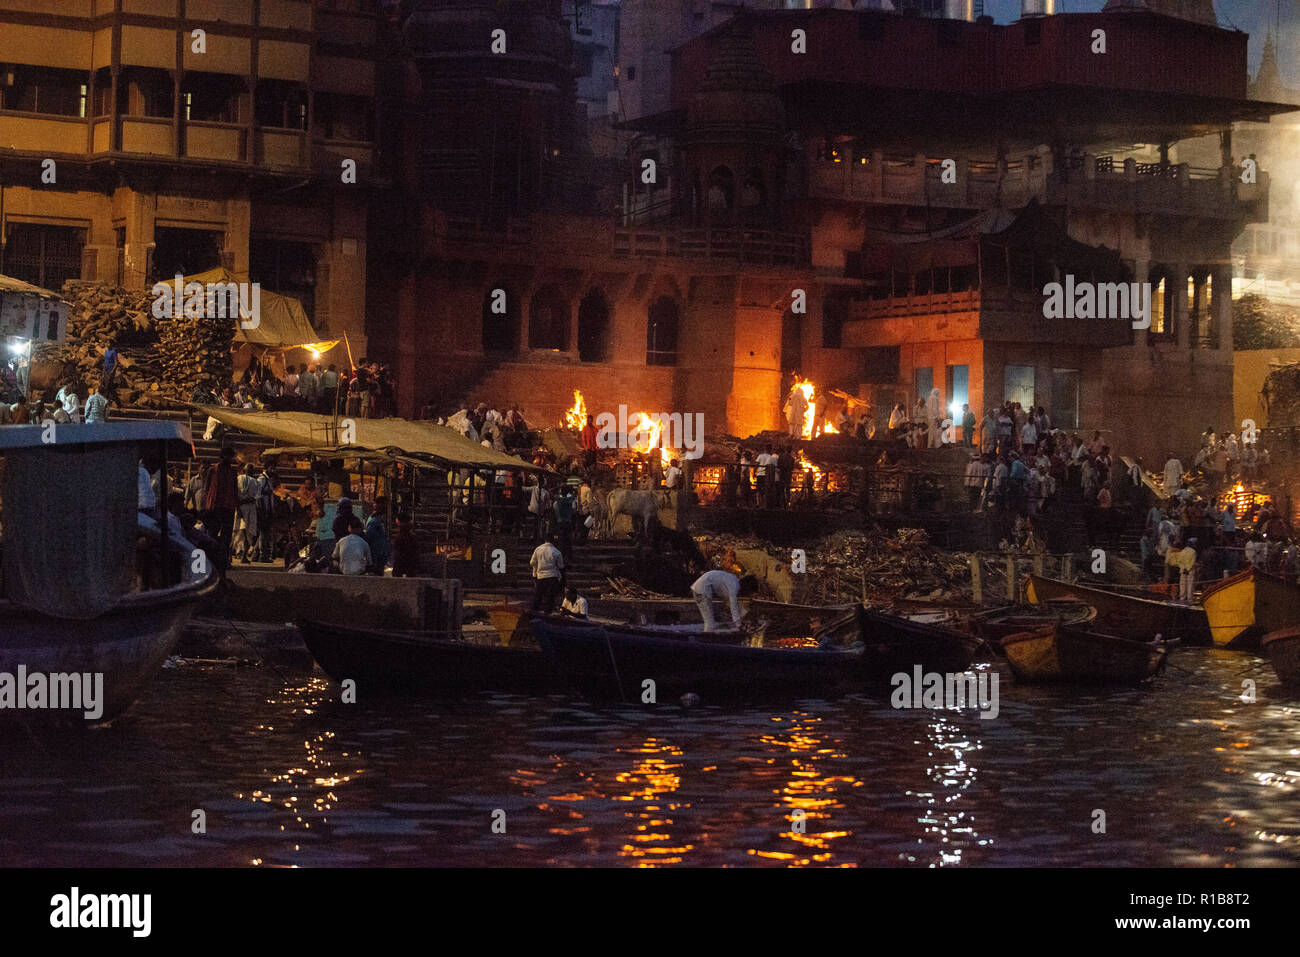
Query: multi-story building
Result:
<box><xmin>376</xmin><ymin>0</ymin><xmax>1292</xmax><ymax>463</ymax></box>
<box><xmin>0</xmin><ymin>0</ymin><xmax>382</xmax><ymax>355</ymax></box>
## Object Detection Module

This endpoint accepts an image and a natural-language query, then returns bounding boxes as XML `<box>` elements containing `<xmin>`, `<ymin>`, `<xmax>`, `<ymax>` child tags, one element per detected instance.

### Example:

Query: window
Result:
<box><xmin>646</xmin><ymin>296</ymin><xmax>679</xmax><ymax>366</ymax></box>
<box><xmin>822</xmin><ymin>291</ymin><xmax>850</xmax><ymax>349</ymax></box>
<box><xmin>151</xmin><ymin>227</ymin><xmax>223</xmax><ymax>283</ymax></box>
<box><xmin>862</xmin><ymin>346</ymin><xmax>899</xmax><ymax>384</ymax></box>
<box><xmin>482</xmin><ymin>284</ymin><xmax>519</xmax><ymax>355</ymax></box>
<box><xmin>577</xmin><ymin>288</ymin><xmax>611</xmax><ymax>362</ymax></box>
<box><xmin>182</xmin><ymin>73</ymin><xmax>242</xmax><ymax>123</ymax></box>
<box><xmin>781</xmin><ymin>308</ymin><xmax>802</xmax><ymax>372</ymax></box>
<box><xmin>528</xmin><ymin>285</ymin><xmax>569</xmax><ymax>351</ymax></box>
<box><xmin>915</xmin><ymin>366</ymin><xmax>934</xmax><ymax>401</ymax></box>
<box><xmin>2</xmin><ymin>66</ymin><xmax>86</xmax><ymax>117</ymax></box>
<box><xmin>947</xmin><ymin>364</ymin><xmax>969</xmax><ymax>416</ymax></box>
<box><xmin>1051</xmin><ymin>369</ymin><xmax>1079</xmax><ymax>429</ymax></box>
<box><xmin>250</xmin><ymin>238</ymin><xmax>317</xmax><ymax>320</ymax></box>
<box><xmin>255</xmin><ymin>80</ymin><xmax>307</xmax><ymax>130</ymax></box>
<box><xmin>626</xmin><ymin>65</ymin><xmax>636</xmax><ymax>81</ymax></box>
<box><xmin>3</xmin><ymin>223</ymin><xmax>86</xmax><ymax>290</ymax></box>
<box><xmin>123</xmin><ymin>68</ymin><xmax>174</xmax><ymax>118</ymax></box>
<box><xmin>1003</xmin><ymin>364</ymin><xmax>1035</xmax><ymax>409</ymax></box>
<box><xmin>314</xmin><ymin>93</ymin><xmax>371</xmax><ymax>141</ymax></box>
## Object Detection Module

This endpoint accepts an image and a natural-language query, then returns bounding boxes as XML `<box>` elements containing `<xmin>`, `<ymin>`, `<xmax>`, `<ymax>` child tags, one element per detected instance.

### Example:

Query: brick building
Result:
<box><xmin>0</xmin><ymin>0</ymin><xmax>381</xmax><ymax>359</ymax></box>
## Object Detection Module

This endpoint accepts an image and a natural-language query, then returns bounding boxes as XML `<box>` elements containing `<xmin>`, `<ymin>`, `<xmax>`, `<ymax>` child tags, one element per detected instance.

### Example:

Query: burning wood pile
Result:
<box><xmin>34</xmin><ymin>282</ymin><xmax>233</xmax><ymax>407</ymax></box>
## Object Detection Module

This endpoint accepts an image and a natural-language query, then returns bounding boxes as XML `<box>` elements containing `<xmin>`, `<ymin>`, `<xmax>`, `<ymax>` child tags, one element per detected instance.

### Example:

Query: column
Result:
<box><xmin>1132</xmin><ymin>259</ymin><xmax>1148</xmax><ymax>348</ymax></box>
<box><xmin>1174</xmin><ymin>262</ymin><xmax>1190</xmax><ymax>350</ymax></box>
<box><xmin>1214</xmin><ymin>264</ymin><xmax>1233</xmax><ymax>351</ymax></box>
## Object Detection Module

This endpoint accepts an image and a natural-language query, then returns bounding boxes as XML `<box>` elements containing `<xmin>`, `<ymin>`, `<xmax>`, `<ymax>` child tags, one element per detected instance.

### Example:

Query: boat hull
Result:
<box><xmin>0</xmin><ymin>572</ymin><xmax>217</xmax><ymax>725</ymax></box>
<box><xmin>856</xmin><ymin>607</ymin><xmax>986</xmax><ymax>674</ymax></box>
<box><xmin>1001</xmin><ymin>624</ymin><xmax>1171</xmax><ymax>685</ymax></box>
<box><xmin>299</xmin><ymin>619</ymin><xmax>561</xmax><ymax>695</ymax></box>
<box><xmin>1262</xmin><ymin>628</ymin><xmax>1300</xmax><ymax>687</ymax></box>
<box><xmin>1026</xmin><ymin>574</ymin><xmax>1211</xmax><ymax>645</ymax></box>
<box><xmin>531</xmin><ymin>617</ymin><xmax>866</xmax><ymax>701</ymax></box>
<box><xmin>1200</xmin><ymin>568</ymin><xmax>1300</xmax><ymax>651</ymax></box>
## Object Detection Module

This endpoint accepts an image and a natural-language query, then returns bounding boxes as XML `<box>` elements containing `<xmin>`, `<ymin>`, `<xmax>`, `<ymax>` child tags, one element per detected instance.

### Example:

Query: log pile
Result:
<box><xmin>32</xmin><ymin>282</ymin><xmax>234</xmax><ymax>408</ymax></box>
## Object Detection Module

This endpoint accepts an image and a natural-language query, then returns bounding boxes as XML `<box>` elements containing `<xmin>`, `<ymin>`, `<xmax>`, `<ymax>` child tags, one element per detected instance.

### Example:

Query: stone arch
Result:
<box><xmin>646</xmin><ymin>296</ymin><xmax>680</xmax><ymax>367</ymax></box>
<box><xmin>577</xmin><ymin>287</ymin><xmax>611</xmax><ymax>363</ymax></box>
<box><xmin>482</xmin><ymin>283</ymin><xmax>519</xmax><ymax>355</ymax></box>
<box><xmin>528</xmin><ymin>283</ymin><xmax>570</xmax><ymax>351</ymax></box>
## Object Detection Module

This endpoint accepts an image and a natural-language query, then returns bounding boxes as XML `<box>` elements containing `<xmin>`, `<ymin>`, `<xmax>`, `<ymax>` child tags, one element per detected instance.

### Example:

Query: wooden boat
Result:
<box><xmin>530</xmin><ymin>616</ymin><xmax>865</xmax><ymax>700</ymax></box>
<box><xmin>0</xmin><ymin>421</ymin><xmax>218</xmax><ymax>725</ymax></box>
<box><xmin>968</xmin><ymin>600</ymin><xmax>1097</xmax><ymax>643</ymax></box>
<box><xmin>1200</xmin><ymin>567</ymin><xmax>1300</xmax><ymax>651</ymax></box>
<box><xmin>856</xmin><ymin>607</ymin><xmax>987</xmax><ymax>673</ymax></box>
<box><xmin>1262</xmin><ymin>627</ymin><xmax>1300</xmax><ymax>687</ymax></box>
<box><xmin>1001</xmin><ymin>624</ymin><xmax>1175</xmax><ymax>684</ymax></box>
<box><xmin>299</xmin><ymin>619</ymin><xmax>561</xmax><ymax>694</ymax></box>
<box><xmin>1025</xmin><ymin>574</ymin><xmax>1212</xmax><ymax>645</ymax></box>
<box><xmin>748</xmin><ymin>599</ymin><xmax>858</xmax><ymax>638</ymax></box>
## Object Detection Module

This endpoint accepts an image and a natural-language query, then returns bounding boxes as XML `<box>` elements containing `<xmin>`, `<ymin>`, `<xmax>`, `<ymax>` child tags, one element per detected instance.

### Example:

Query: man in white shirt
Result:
<box><xmin>560</xmin><ymin>587</ymin><xmax>588</xmax><ymax>618</ymax></box>
<box><xmin>1162</xmin><ymin>453</ymin><xmax>1183</xmax><ymax>495</ymax></box>
<box><xmin>691</xmin><ymin>568</ymin><xmax>743</xmax><ymax>632</ymax></box>
<box><xmin>530</xmin><ymin>535</ymin><xmax>564</xmax><ymax>612</ymax></box>
<box><xmin>756</xmin><ymin>443</ymin><xmax>777</xmax><ymax>507</ymax></box>
<box><xmin>664</xmin><ymin>458</ymin><xmax>683</xmax><ymax>490</ymax></box>
<box><xmin>333</xmin><ymin>517</ymin><xmax>372</xmax><ymax>575</ymax></box>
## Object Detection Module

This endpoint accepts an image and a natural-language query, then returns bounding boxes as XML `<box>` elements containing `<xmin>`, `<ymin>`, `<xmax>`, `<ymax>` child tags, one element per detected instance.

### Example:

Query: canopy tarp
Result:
<box><xmin>0</xmin><ymin>273</ymin><xmax>64</xmax><ymax>299</ymax></box>
<box><xmin>195</xmin><ymin>407</ymin><xmax>548</xmax><ymax>472</ymax></box>
<box><xmin>183</xmin><ymin>268</ymin><xmax>338</xmax><ymax>352</ymax></box>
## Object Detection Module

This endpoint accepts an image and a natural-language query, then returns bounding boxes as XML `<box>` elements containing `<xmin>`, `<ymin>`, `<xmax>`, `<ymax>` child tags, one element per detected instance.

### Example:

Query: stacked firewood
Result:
<box><xmin>32</xmin><ymin>282</ymin><xmax>233</xmax><ymax>407</ymax></box>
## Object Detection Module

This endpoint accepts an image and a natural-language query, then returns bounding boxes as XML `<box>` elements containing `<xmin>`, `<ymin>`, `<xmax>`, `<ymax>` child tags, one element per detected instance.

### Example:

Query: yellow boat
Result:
<box><xmin>1199</xmin><ymin>567</ymin><xmax>1300</xmax><ymax>651</ymax></box>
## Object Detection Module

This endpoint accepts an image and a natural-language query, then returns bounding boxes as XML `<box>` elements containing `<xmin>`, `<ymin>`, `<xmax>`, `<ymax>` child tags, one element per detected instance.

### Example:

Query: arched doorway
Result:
<box><xmin>646</xmin><ymin>296</ymin><xmax>679</xmax><ymax>366</ymax></box>
<box><xmin>482</xmin><ymin>284</ymin><xmax>519</xmax><ymax>355</ymax></box>
<box><xmin>528</xmin><ymin>284</ymin><xmax>570</xmax><ymax>351</ymax></box>
<box><xmin>577</xmin><ymin>288</ymin><xmax>611</xmax><ymax>362</ymax></box>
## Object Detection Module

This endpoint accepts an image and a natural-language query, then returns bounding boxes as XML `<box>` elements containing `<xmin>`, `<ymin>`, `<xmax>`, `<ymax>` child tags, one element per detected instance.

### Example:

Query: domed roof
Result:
<box><xmin>687</xmin><ymin>17</ymin><xmax>785</xmax><ymax>142</ymax></box>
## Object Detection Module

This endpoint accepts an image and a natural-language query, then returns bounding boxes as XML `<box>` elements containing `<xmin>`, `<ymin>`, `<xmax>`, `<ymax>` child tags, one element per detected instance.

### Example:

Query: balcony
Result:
<box><xmin>257</xmin><ymin>128</ymin><xmax>309</xmax><ymax>169</ymax></box>
<box><xmin>808</xmin><ymin>151</ymin><xmax>1268</xmax><ymax>222</ymax></box>
<box><xmin>0</xmin><ymin>111</ymin><xmax>86</xmax><ymax>155</ymax></box>
<box><xmin>844</xmin><ymin>285</ymin><xmax>1131</xmax><ymax>348</ymax></box>
<box><xmin>612</xmin><ymin>225</ymin><xmax>809</xmax><ymax>266</ymax></box>
<box><xmin>184</xmin><ymin>121</ymin><xmax>245</xmax><ymax>162</ymax></box>
<box><xmin>119</xmin><ymin>116</ymin><xmax>173</xmax><ymax>155</ymax></box>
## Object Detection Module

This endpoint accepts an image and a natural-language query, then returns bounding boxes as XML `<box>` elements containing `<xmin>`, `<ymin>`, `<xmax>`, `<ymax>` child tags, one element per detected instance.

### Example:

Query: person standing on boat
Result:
<box><xmin>202</xmin><ymin>446</ymin><xmax>240</xmax><ymax>569</ymax></box>
<box><xmin>691</xmin><ymin>568</ymin><xmax>744</xmax><ymax>632</ymax></box>
<box><xmin>529</xmin><ymin>535</ymin><xmax>565</xmax><ymax>613</ymax></box>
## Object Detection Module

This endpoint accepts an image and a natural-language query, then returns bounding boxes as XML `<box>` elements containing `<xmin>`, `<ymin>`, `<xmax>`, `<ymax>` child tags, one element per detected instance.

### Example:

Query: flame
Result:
<box><xmin>791</xmin><ymin>376</ymin><xmax>840</xmax><ymax>438</ymax></box>
<box><xmin>795</xmin><ymin>449</ymin><xmax>823</xmax><ymax>490</ymax></box>
<box><xmin>628</xmin><ymin>411</ymin><xmax>673</xmax><ymax>467</ymax></box>
<box><xmin>563</xmin><ymin>389</ymin><xmax>587</xmax><ymax>431</ymax></box>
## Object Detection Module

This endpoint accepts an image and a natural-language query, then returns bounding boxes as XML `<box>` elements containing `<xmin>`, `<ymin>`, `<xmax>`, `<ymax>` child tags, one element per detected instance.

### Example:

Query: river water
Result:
<box><xmin>1</xmin><ymin>645</ymin><xmax>1296</xmax><ymax>867</ymax></box>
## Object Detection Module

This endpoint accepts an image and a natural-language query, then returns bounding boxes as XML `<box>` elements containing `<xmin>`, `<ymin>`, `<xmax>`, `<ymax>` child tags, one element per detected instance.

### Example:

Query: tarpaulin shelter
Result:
<box><xmin>194</xmin><ymin>407</ymin><xmax>548</xmax><ymax>472</ymax></box>
<box><xmin>181</xmin><ymin>268</ymin><xmax>338</xmax><ymax>353</ymax></box>
<box><xmin>0</xmin><ymin>272</ymin><xmax>69</xmax><ymax>343</ymax></box>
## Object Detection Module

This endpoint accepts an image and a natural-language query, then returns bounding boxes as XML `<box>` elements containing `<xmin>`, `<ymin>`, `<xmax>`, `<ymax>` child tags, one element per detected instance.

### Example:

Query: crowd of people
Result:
<box><xmin>196</xmin><ymin>355</ymin><xmax>398</xmax><ymax>428</ymax></box>
<box><xmin>164</xmin><ymin>445</ymin><xmax>419</xmax><ymax>578</ymax></box>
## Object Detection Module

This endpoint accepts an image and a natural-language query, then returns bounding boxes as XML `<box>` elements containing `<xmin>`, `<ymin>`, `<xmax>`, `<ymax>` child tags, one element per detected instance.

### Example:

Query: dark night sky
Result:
<box><xmin>983</xmin><ymin>1</ymin><xmax>1299</xmax><ymax>79</ymax></box>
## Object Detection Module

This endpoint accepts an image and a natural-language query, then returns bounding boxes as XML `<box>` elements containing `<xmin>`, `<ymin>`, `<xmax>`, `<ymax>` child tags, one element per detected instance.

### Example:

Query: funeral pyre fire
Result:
<box><xmin>563</xmin><ymin>390</ymin><xmax>588</xmax><ymax>431</ymax></box>
<box><xmin>562</xmin><ymin>390</ymin><xmax>673</xmax><ymax>466</ymax></box>
<box><xmin>791</xmin><ymin>376</ymin><xmax>838</xmax><ymax>439</ymax></box>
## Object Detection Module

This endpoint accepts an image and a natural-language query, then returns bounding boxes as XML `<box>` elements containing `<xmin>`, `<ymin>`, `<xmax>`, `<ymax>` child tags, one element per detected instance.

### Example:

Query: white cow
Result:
<box><xmin>605</xmin><ymin>488</ymin><xmax>666</xmax><ymax>539</ymax></box>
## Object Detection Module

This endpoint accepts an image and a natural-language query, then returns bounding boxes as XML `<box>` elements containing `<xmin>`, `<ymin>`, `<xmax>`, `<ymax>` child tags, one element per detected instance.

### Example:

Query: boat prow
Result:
<box><xmin>1200</xmin><ymin>567</ymin><xmax>1300</xmax><ymax>651</ymax></box>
